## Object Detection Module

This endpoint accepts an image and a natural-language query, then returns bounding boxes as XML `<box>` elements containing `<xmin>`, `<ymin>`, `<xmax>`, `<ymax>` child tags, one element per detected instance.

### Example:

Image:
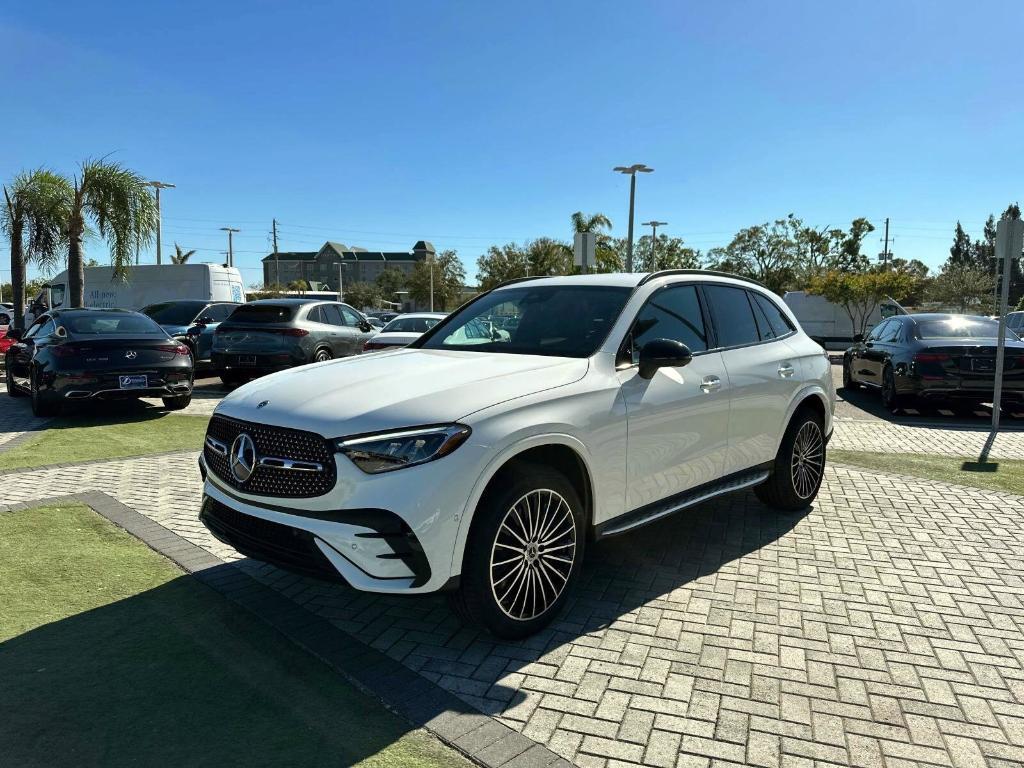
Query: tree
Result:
<box><xmin>889</xmin><ymin>258</ymin><xmax>930</xmax><ymax>305</ymax></box>
<box><xmin>170</xmin><ymin>242</ymin><xmax>196</xmax><ymax>264</ymax></box>
<box><xmin>476</xmin><ymin>243</ymin><xmax>530</xmax><ymax>290</ymax></box>
<box><xmin>948</xmin><ymin>221</ymin><xmax>974</xmax><ymax>267</ymax></box>
<box><xmin>343</xmin><ymin>281</ymin><xmax>381</xmax><ymax>310</ymax></box>
<box><xmin>633</xmin><ymin>234</ymin><xmax>700</xmax><ymax>271</ymax></box>
<box><xmin>526</xmin><ymin>237</ymin><xmax>572</xmax><ymax>276</ymax></box>
<box><xmin>408</xmin><ymin>249</ymin><xmax>465</xmax><ymax>310</ymax></box>
<box><xmin>62</xmin><ymin>158</ymin><xmax>158</xmax><ymax>307</ymax></box>
<box><xmin>571</xmin><ymin>211</ymin><xmax>612</xmax><ymax>234</ymax></box>
<box><xmin>2</xmin><ymin>170</ymin><xmax>70</xmax><ymax>329</ymax></box>
<box><xmin>928</xmin><ymin>263</ymin><xmax>996</xmax><ymax>313</ymax></box>
<box><xmin>808</xmin><ymin>269</ymin><xmax>916</xmax><ymax>338</ymax></box>
<box><xmin>724</xmin><ymin>215</ymin><xmax>801</xmax><ymax>293</ymax></box>
<box><xmin>834</xmin><ymin>218</ymin><xmax>875</xmax><ymax>272</ymax></box>
<box><xmin>287</xmin><ymin>279</ymin><xmax>307</xmax><ymax>293</ymax></box>
<box><xmin>376</xmin><ymin>267</ymin><xmax>405</xmax><ymax>301</ymax></box>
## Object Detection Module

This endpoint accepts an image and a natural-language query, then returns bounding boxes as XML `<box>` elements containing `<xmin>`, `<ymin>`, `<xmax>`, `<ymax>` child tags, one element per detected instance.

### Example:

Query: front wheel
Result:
<box><xmin>449</xmin><ymin>464</ymin><xmax>584</xmax><ymax>639</ymax></box>
<box><xmin>755</xmin><ymin>409</ymin><xmax>826</xmax><ymax>511</ymax></box>
<box><xmin>5</xmin><ymin>356</ymin><xmax>25</xmax><ymax>397</ymax></box>
<box><xmin>842</xmin><ymin>358</ymin><xmax>859</xmax><ymax>390</ymax></box>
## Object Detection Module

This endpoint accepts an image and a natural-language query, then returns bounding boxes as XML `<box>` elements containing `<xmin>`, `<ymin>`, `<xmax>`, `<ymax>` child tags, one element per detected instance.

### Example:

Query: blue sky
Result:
<box><xmin>2</xmin><ymin>0</ymin><xmax>1022</xmax><ymax>286</ymax></box>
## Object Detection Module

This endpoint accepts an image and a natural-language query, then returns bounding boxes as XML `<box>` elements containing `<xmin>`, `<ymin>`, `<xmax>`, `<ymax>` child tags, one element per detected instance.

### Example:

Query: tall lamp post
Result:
<box><xmin>145</xmin><ymin>180</ymin><xmax>175</xmax><ymax>265</ymax></box>
<box><xmin>613</xmin><ymin>164</ymin><xmax>653</xmax><ymax>272</ymax></box>
<box><xmin>220</xmin><ymin>227</ymin><xmax>239</xmax><ymax>267</ymax></box>
<box><xmin>641</xmin><ymin>220</ymin><xmax>668</xmax><ymax>271</ymax></box>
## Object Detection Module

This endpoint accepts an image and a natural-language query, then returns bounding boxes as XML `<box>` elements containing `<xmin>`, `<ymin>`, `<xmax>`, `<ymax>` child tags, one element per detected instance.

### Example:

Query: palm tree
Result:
<box><xmin>63</xmin><ymin>159</ymin><xmax>157</xmax><ymax>307</ymax></box>
<box><xmin>571</xmin><ymin>211</ymin><xmax>612</xmax><ymax>234</ymax></box>
<box><xmin>2</xmin><ymin>170</ymin><xmax>71</xmax><ymax>330</ymax></box>
<box><xmin>170</xmin><ymin>242</ymin><xmax>196</xmax><ymax>264</ymax></box>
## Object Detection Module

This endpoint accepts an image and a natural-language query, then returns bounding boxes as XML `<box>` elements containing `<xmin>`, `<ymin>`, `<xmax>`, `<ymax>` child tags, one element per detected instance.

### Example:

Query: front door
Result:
<box><xmin>620</xmin><ymin>283</ymin><xmax>731</xmax><ymax>511</ymax></box>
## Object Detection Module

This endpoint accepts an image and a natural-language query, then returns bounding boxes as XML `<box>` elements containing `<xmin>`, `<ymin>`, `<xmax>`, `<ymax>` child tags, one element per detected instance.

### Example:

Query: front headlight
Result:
<box><xmin>335</xmin><ymin>424</ymin><xmax>471</xmax><ymax>474</ymax></box>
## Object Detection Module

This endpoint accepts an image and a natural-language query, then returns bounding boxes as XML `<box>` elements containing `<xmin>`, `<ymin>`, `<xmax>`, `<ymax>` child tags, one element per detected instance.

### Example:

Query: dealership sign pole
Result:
<box><xmin>992</xmin><ymin>217</ymin><xmax>1024</xmax><ymax>432</ymax></box>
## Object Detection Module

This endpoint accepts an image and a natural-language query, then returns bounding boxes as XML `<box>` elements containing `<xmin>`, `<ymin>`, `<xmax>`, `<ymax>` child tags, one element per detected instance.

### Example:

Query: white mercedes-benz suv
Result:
<box><xmin>199</xmin><ymin>271</ymin><xmax>835</xmax><ymax>638</ymax></box>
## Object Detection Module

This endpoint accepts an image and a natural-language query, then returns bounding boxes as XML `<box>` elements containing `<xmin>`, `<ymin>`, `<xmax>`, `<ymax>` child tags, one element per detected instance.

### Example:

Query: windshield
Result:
<box><xmin>418</xmin><ymin>285</ymin><xmax>632</xmax><ymax>357</ymax></box>
<box><xmin>227</xmin><ymin>304</ymin><xmax>296</xmax><ymax>324</ymax></box>
<box><xmin>916</xmin><ymin>316</ymin><xmax>1020</xmax><ymax>340</ymax></box>
<box><xmin>383</xmin><ymin>316</ymin><xmax>442</xmax><ymax>333</ymax></box>
<box><xmin>142</xmin><ymin>301</ymin><xmax>206</xmax><ymax>325</ymax></box>
<box><xmin>64</xmin><ymin>312</ymin><xmax>166</xmax><ymax>335</ymax></box>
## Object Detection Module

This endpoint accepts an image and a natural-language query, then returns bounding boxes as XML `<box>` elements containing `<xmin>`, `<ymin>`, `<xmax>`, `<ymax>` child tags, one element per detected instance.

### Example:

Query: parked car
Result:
<box><xmin>366</xmin><ymin>310</ymin><xmax>400</xmax><ymax>324</ymax></box>
<box><xmin>211</xmin><ymin>299</ymin><xmax>375</xmax><ymax>386</ymax></box>
<box><xmin>363</xmin><ymin>312</ymin><xmax>447</xmax><ymax>352</ymax></box>
<box><xmin>1007</xmin><ymin>311</ymin><xmax>1024</xmax><ymax>335</ymax></box>
<box><xmin>5</xmin><ymin>308</ymin><xmax>193</xmax><ymax>416</ymax></box>
<box><xmin>198</xmin><ymin>271</ymin><xmax>834</xmax><ymax>638</ymax></box>
<box><xmin>842</xmin><ymin>313</ymin><xmax>1024</xmax><ymax>410</ymax></box>
<box><xmin>141</xmin><ymin>300</ymin><xmax>241</xmax><ymax>364</ymax></box>
<box><xmin>365</xmin><ymin>316</ymin><xmax>386</xmax><ymax>330</ymax></box>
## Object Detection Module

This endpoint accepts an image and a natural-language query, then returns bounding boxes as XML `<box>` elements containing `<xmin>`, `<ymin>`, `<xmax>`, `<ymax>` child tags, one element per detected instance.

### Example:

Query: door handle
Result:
<box><xmin>700</xmin><ymin>375</ymin><xmax>722</xmax><ymax>393</ymax></box>
<box><xmin>778</xmin><ymin>363</ymin><xmax>795</xmax><ymax>378</ymax></box>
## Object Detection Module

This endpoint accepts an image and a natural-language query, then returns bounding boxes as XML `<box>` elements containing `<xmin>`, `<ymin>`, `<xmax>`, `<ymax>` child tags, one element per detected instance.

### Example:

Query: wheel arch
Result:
<box><xmin>448</xmin><ymin>434</ymin><xmax>595</xmax><ymax>579</ymax></box>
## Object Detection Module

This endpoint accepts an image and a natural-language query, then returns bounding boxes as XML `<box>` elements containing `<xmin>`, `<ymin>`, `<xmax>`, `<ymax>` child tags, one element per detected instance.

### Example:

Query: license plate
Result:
<box><xmin>972</xmin><ymin>359</ymin><xmax>995</xmax><ymax>372</ymax></box>
<box><xmin>238</xmin><ymin>355</ymin><xmax>257</xmax><ymax>366</ymax></box>
<box><xmin>119</xmin><ymin>374</ymin><xmax>148</xmax><ymax>389</ymax></box>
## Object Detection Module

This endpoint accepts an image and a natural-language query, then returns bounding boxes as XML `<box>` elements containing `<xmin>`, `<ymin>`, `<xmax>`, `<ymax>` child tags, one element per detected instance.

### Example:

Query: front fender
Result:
<box><xmin>447</xmin><ymin>432</ymin><xmax>596</xmax><ymax>580</ymax></box>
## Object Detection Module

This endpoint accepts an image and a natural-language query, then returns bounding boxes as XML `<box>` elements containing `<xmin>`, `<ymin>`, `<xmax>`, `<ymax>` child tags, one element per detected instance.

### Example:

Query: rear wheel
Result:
<box><xmin>881</xmin><ymin>365</ymin><xmax>908</xmax><ymax>410</ymax></box>
<box><xmin>30</xmin><ymin>368</ymin><xmax>59</xmax><ymax>417</ymax></box>
<box><xmin>449</xmin><ymin>464</ymin><xmax>584</xmax><ymax>639</ymax></box>
<box><xmin>162</xmin><ymin>394</ymin><xmax>192</xmax><ymax>411</ymax></box>
<box><xmin>755</xmin><ymin>408</ymin><xmax>826</xmax><ymax>511</ymax></box>
<box><xmin>313</xmin><ymin>347</ymin><xmax>333</xmax><ymax>363</ymax></box>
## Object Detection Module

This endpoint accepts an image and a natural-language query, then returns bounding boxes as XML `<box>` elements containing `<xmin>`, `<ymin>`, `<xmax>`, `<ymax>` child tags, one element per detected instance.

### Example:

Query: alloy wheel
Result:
<box><xmin>315</xmin><ymin>349</ymin><xmax>332</xmax><ymax>363</ymax></box>
<box><xmin>489</xmin><ymin>489</ymin><xmax>577</xmax><ymax>621</ymax></box>
<box><xmin>790</xmin><ymin>421</ymin><xmax>824</xmax><ymax>499</ymax></box>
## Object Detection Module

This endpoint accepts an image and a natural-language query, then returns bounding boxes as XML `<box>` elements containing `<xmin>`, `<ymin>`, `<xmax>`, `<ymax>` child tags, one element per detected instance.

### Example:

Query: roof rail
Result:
<box><xmin>492</xmin><ymin>274</ymin><xmax>557</xmax><ymax>289</ymax></box>
<box><xmin>638</xmin><ymin>269</ymin><xmax>769</xmax><ymax>290</ymax></box>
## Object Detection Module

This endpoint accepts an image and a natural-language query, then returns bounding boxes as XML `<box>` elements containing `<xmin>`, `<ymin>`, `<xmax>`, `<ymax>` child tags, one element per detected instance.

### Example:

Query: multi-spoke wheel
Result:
<box><xmin>755</xmin><ymin>407</ymin><xmax>826</xmax><ymax>511</ymax></box>
<box><xmin>489</xmin><ymin>489</ymin><xmax>577</xmax><ymax>622</ymax></box>
<box><xmin>450</xmin><ymin>464</ymin><xmax>584</xmax><ymax>638</ymax></box>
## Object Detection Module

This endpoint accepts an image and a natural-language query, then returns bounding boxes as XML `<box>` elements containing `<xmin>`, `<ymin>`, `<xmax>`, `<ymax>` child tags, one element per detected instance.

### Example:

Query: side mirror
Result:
<box><xmin>852</xmin><ymin>333</ymin><xmax>864</xmax><ymax>344</ymax></box>
<box><xmin>638</xmin><ymin>338</ymin><xmax>693</xmax><ymax>379</ymax></box>
<box><xmin>186</xmin><ymin>325</ymin><xmax>204</xmax><ymax>336</ymax></box>
<box><xmin>358</xmin><ymin>320</ymin><xmax>372</xmax><ymax>332</ymax></box>
<box><xmin>197</xmin><ymin>316</ymin><xmax>214</xmax><ymax>326</ymax></box>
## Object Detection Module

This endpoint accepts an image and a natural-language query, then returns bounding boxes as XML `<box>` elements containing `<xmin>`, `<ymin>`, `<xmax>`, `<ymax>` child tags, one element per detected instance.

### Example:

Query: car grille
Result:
<box><xmin>204</xmin><ymin>415</ymin><xmax>336</xmax><ymax>498</ymax></box>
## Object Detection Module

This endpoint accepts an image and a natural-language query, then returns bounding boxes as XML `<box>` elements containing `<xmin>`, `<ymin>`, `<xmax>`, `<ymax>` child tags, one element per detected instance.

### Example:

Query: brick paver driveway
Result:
<box><xmin>3</xmin><ymin>386</ymin><xmax>1023</xmax><ymax>767</ymax></box>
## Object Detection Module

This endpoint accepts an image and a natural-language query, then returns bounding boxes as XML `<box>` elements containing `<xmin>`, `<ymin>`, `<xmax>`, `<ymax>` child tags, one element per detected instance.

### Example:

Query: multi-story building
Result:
<box><xmin>262</xmin><ymin>240</ymin><xmax>435</xmax><ymax>290</ymax></box>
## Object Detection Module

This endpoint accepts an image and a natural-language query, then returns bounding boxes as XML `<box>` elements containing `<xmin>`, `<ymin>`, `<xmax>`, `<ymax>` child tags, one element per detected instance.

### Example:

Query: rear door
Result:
<box><xmin>704</xmin><ymin>284</ymin><xmax>800</xmax><ymax>474</ymax></box>
<box><xmin>620</xmin><ymin>283</ymin><xmax>731</xmax><ymax>508</ymax></box>
<box><xmin>320</xmin><ymin>304</ymin><xmax>353</xmax><ymax>356</ymax></box>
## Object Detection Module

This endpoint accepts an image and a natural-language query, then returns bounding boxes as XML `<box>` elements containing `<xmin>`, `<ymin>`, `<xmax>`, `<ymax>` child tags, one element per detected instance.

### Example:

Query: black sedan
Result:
<box><xmin>5</xmin><ymin>308</ymin><xmax>194</xmax><ymax>416</ymax></box>
<box><xmin>843</xmin><ymin>313</ymin><xmax>1024</xmax><ymax>410</ymax></box>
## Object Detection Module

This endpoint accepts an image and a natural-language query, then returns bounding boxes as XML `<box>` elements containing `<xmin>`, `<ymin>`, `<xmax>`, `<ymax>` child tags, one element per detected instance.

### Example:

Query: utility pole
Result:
<box><xmin>145</xmin><ymin>181</ymin><xmax>175</xmax><ymax>265</ymax></box>
<box><xmin>428</xmin><ymin>252</ymin><xmax>434</xmax><ymax>312</ymax></box>
<box><xmin>337</xmin><ymin>263</ymin><xmax>345</xmax><ymax>302</ymax></box>
<box><xmin>880</xmin><ymin>217</ymin><xmax>891</xmax><ymax>269</ymax></box>
<box><xmin>272</xmin><ymin>218</ymin><xmax>280</xmax><ymax>287</ymax></box>
<box><xmin>613</xmin><ymin>164</ymin><xmax>654</xmax><ymax>272</ymax></box>
<box><xmin>641</xmin><ymin>220</ymin><xmax>668</xmax><ymax>271</ymax></box>
<box><xmin>992</xmin><ymin>218</ymin><xmax>1024</xmax><ymax>433</ymax></box>
<box><xmin>220</xmin><ymin>227</ymin><xmax>239</xmax><ymax>267</ymax></box>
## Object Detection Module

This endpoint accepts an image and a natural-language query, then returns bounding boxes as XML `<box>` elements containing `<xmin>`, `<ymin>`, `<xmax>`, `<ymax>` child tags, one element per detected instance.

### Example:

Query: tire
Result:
<box><xmin>449</xmin><ymin>464</ymin><xmax>585</xmax><ymax>639</ymax></box>
<box><xmin>5</xmin><ymin>356</ymin><xmax>25</xmax><ymax>398</ymax></box>
<box><xmin>313</xmin><ymin>347</ymin><xmax>333</xmax><ymax>363</ymax></box>
<box><xmin>842</xmin><ymin>358</ymin><xmax>859</xmax><ymax>390</ymax></box>
<box><xmin>881</xmin><ymin>365</ymin><xmax>907</xmax><ymax>411</ymax></box>
<box><xmin>30</xmin><ymin>368</ymin><xmax>59</xmax><ymax>417</ymax></box>
<box><xmin>220</xmin><ymin>374</ymin><xmax>247</xmax><ymax>387</ymax></box>
<box><xmin>162</xmin><ymin>394</ymin><xmax>192</xmax><ymax>411</ymax></box>
<box><xmin>755</xmin><ymin>407</ymin><xmax>826</xmax><ymax>511</ymax></box>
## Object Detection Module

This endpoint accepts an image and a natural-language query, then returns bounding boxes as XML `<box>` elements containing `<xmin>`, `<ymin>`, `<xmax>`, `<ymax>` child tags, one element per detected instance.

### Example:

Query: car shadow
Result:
<box><xmin>838</xmin><ymin>382</ymin><xmax>1024</xmax><ymax>429</ymax></box>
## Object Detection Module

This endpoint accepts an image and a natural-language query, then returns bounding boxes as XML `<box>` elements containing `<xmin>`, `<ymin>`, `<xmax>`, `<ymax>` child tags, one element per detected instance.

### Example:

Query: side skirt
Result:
<box><xmin>594</xmin><ymin>464</ymin><xmax>772</xmax><ymax>539</ymax></box>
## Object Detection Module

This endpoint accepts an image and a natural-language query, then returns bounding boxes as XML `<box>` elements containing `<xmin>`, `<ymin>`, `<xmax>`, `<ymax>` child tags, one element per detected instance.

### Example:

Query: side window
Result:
<box><xmin>752</xmin><ymin>293</ymin><xmax>794</xmax><ymax>338</ymax></box>
<box><xmin>207</xmin><ymin>304</ymin><xmax>233</xmax><ymax>322</ymax></box>
<box><xmin>704</xmin><ymin>285</ymin><xmax>760</xmax><ymax>348</ymax></box>
<box><xmin>36</xmin><ymin>319</ymin><xmax>56</xmax><ymax>338</ymax></box>
<box><xmin>306</xmin><ymin>306</ymin><xmax>324</xmax><ymax>324</ymax></box>
<box><xmin>322</xmin><ymin>305</ymin><xmax>345</xmax><ymax>326</ymax></box>
<box><xmin>749</xmin><ymin>294</ymin><xmax>777</xmax><ymax>341</ymax></box>
<box><xmin>867</xmin><ymin>319</ymin><xmax>890</xmax><ymax>341</ymax></box>
<box><xmin>630</xmin><ymin>285</ymin><xmax>708</xmax><ymax>362</ymax></box>
<box><xmin>340</xmin><ymin>306</ymin><xmax>363</xmax><ymax>327</ymax></box>
<box><xmin>881</xmin><ymin>320</ymin><xmax>902</xmax><ymax>343</ymax></box>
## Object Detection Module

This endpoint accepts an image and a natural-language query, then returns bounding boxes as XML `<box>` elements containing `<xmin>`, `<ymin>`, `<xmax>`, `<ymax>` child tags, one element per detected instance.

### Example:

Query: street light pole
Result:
<box><xmin>220</xmin><ymin>227</ymin><xmax>240</xmax><ymax>267</ymax></box>
<box><xmin>613</xmin><ymin>164</ymin><xmax>654</xmax><ymax>272</ymax></box>
<box><xmin>145</xmin><ymin>181</ymin><xmax>175</xmax><ymax>265</ymax></box>
<box><xmin>641</xmin><ymin>220</ymin><xmax>668</xmax><ymax>271</ymax></box>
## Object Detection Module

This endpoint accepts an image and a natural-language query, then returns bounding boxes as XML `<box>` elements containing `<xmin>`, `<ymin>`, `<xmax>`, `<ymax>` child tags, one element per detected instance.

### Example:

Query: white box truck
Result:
<box><xmin>783</xmin><ymin>290</ymin><xmax>905</xmax><ymax>350</ymax></box>
<box><xmin>35</xmin><ymin>263</ymin><xmax>245</xmax><ymax>312</ymax></box>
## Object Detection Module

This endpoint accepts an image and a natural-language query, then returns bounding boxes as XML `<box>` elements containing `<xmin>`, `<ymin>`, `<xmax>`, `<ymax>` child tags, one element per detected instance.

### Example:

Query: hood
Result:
<box><xmin>216</xmin><ymin>348</ymin><xmax>589</xmax><ymax>437</ymax></box>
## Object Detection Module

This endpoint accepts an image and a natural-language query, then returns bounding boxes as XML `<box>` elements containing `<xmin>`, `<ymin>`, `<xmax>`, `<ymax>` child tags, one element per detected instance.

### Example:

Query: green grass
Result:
<box><xmin>0</xmin><ymin>412</ymin><xmax>209</xmax><ymax>470</ymax></box>
<box><xmin>0</xmin><ymin>503</ymin><xmax>470</xmax><ymax>768</ymax></box>
<box><xmin>830</xmin><ymin>449</ymin><xmax>1024</xmax><ymax>496</ymax></box>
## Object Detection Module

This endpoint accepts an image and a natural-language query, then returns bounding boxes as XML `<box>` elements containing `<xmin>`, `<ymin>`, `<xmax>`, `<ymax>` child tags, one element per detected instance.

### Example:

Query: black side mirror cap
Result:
<box><xmin>638</xmin><ymin>338</ymin><xmax>693</xmax><ymax>379</ymax></box>
<box><xmin>359</xmin><ymin>321</ymin><xmax>372</xmax><ymax>332</ymax></box>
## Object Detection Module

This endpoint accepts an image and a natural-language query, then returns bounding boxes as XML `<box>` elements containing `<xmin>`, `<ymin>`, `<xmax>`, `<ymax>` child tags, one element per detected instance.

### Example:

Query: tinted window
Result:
<box><xmin>915</xmin><ymin>316</ymin><xmax>1019</xmax><ymax>340</ymax></box>
<box><xmin>142</xmin><ymin>301</ymin><xmax>206</xmax><ymax>325</ymax></box>
<box><xmin>340</xmin><ymin>306</ymin><xmax>363</xmax><ymax>326</ymax></box>
<box><xmin>704</xmin><ymin>285</ymin><xmax>760</xmax><ymax>348</ymax></box>
<box><xmin>228</xmin><ymin>304</ymin><xmax>296</xmax><ymax>324</ymax></box>
<box><xmin>879</xmin><ymin>320</ymin><xmax>902</xmax><ymax>343</ymax></box>
<box><xmin>419</xmin><ymin>285</ymin><xmax>632</xmax><ymax>358</ymax></box>
<box><xmin>36</xmin><ymin>319</ymin><xmax>57</xmax><ymax>337</ymax></box>
<box><xmin>383</xmin><ymin>316</ymin><xmax>443</xmax><ymax>333</ymax></box>
<box><xmin>205</xmin><ymin>304</ymin><xmax>236</xmax><ymax>322</ymax></box>
<box><xmin>64</xmin><ymin>313</ymin><xmax>165</xmax><ymax>335</ymax></box>
<box><xmin>752</xmin><ymin>293</ymin><xmax>794</xmax><ymax>338</ymax></box>
<box><xmin>867</xmin><ymin>319</ymin><xmax>891</xmax><ymax>341</ymax></box>
<box><xmin>321</xmin><ymin>305</ymin><xmax>345</xmax><ymax>326</ymax></box>
<box><xmin>306</xmin><ymin>306</ymin><xmax>325</xmax><ymax>324</ymax></box>
<box><xmin>631</xmin><ymin>285</ymin><xmax>708</xmax><ymax>360</ymax></box>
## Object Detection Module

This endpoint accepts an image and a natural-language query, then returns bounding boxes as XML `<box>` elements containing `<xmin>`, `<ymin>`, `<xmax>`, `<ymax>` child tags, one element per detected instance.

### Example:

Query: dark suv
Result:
<box><xmin>211</xmin><ymin>299</ymin><xmax>375</xmax><ymax>386</ymax></box>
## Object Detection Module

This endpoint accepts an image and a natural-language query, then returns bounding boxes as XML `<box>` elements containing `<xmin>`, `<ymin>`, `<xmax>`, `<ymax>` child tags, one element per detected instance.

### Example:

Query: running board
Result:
<box><xmin>596</xmin><ymin>469</ymin><xmax>771</xmax><ymax>539</ymax></box>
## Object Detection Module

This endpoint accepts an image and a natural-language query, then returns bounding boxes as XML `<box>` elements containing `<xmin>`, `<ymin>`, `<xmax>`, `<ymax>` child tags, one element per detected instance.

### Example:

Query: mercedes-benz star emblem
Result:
<box><xmin>125</xmin><ymin>350</ymin><xmax>137</xmax><ymax>360</ymax></box>
<box><xmin>229</xmin><ymin>433</ymin><xmax>257</xmax><ymax>483</ymax></box>
<box><xmin>257</xmin><ymin>400</ymin><xmax>269</xmax><ymax>409</ymax></box>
